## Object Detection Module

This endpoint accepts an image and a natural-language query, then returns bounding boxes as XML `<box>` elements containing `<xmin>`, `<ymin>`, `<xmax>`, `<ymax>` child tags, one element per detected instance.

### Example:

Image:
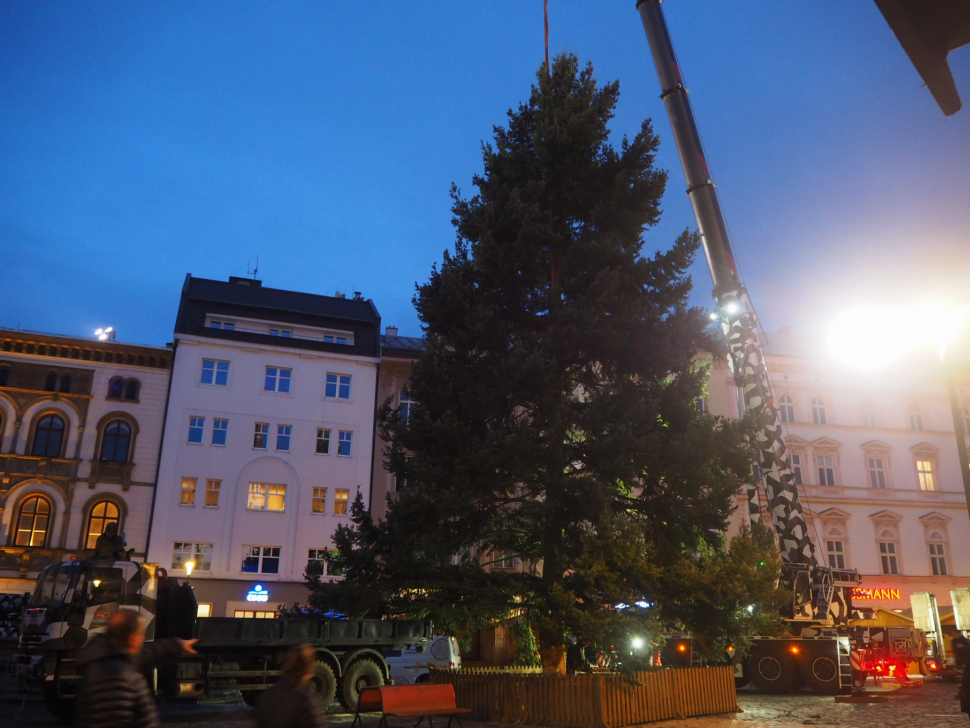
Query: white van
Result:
<box><xmin>384</xmin><ymin>635</ymin><xmax>461</xmax><ymax>685</ymax></box>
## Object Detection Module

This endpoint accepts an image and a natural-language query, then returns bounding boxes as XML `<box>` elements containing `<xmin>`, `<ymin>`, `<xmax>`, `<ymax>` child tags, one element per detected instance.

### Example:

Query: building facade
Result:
<box><xmin>0</xmin><ymin>328</ymin><xmax>172</xmax><ymax>592</ymax></box>
<box><xmin>146</xmin><ymin>276</ymin><xmax>381</xmax><ymax>617</ymax></box>
<box><xmin>710</xmin><ymin>328</ymin><xmax>970</xmax><ymax>611</ymax></box>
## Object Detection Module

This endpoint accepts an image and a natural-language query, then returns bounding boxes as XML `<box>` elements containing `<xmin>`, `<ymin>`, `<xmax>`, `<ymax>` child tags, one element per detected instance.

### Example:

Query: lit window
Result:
<box><xmin>180</xmin><ymin>477</ymin><xmax>197</xmax><ymax>506</ymax></box>
<box><xmin>338</xmin><ymin>430</ymin><xmax>352</xmax><ymax>457</ymax></box>
<box><xmin>334</xmin><ymin>489</ymin><xmax>349</xmax><ymax>515</ymax></box>
<box><xmin>234</xmin><ymin>610</ymin><xmax>276</xmax><ymax>618</ymax></box>
<box><xmin>15</xmin><ymin>495</ymin><xmax>52</xmax><ymax>547</ymax></box>
<box><xmin>205</xmin><ymin>479</ymin><xmax>221</xmax><ymax>507</ymax></box>
<box><xmin>811</xmin><ymin>398</ymin><xmax>826</xmax><ymax>425</ymax></box>
<box><xmin>779</xmin><ymin>395</ymin><xmax>795</xmax><ymax>424</ymax></box>
<box><xmin>826</xmin><ymin>540</ymin><xmax>846</xmax><ymax>569</ymax></box>
<box><xmin>197</xmin><ymin>603</ymin><xmax>212</xmax><ymax>618</ymax></box>
<box><xmin>400</xmin><ymin>389</ymin><xmax>415</xmax><ymax>424</ymax></box>
<box><xmin>910</xmin><ymin>405</ymin><xmax>924</xmax><ymax>431</ymax></box>
<box><xmin>276</xmin><ymin>425</ymin><xmax>291</xmax><ymax>451</ymax></box>
<box><xmin>879</xmin><ymin>541</ymin><xmax>898</xmax><ymax>575</ymax></box>
<box><xmin>929</xmin><ymin>543</ymin><xmax>947</xmax><ymax>576</ymax></box>
<box><xmin>868</xmin><ymin>458</ymin><xmax>887</xmax><ymax>489</ymax></box>
<box><xmin>85</xmin><ymin>501</ymin><xmax>120</xmax><ymax>549</ymax></box>
<box><xmin>201</xmin><ymin>359</ymin><xmax>229</xmax><ymax>386</ymax></box>
<box><xmin>172</xmin><ymin>542</ymin><xmax>212</xmax><ymax>572</ymax></box>
<box><xmin>862</xmin><ymin>401</ymin><xmax>877</xmax><ymax>429</ymax></box>
<box><xmin>247</xmin><ymin>482</ymin><xmax>286</xmax><ymax>511</ymax></box>
<box><xmin>917</xmin><ymin>459</ymin><xmax>935</xmax><ymax>491</ymax></box>
<box><xmin>212</xmin><ymin>418</ymin><xmax>228</xmax><ymax>446</ymax></box>
<box><xmin>269</xmin><ymin>329</ymin><xmax>292</xmax><ymax>338</ymax></box>
<box><xmin>100</xmin><ymin>420</ymin><xmax>131</xmax><ymax>463</ymax></box>
<box><xmin>326</xmin><ymin>373</ymin><xmax>351</xmax><ymax>400</ymax></box>
<box><xmin>31</xmin><ymin>414</ymin><xmax>65</xmax><ymax>457</ymax></box>
<box><xmin>264</xmin><ymin>367</ymin><xmax>292</xmax><ymax>393</ymax></box>
<box><xmin>316</xmin><ymin>428</ymin><xmax>331</xmax><ymax>454</ymax></box>
<box><xmin>312</xmin><ymin>487</ymin><xmax>327</xmax><ymax>514</ymax></box>
<box><xmin>242</xmin><ymin>545</ymin><xmax>280</xmax><ymax>574</ymax></box>
<box><xmin>188</xmin><ymin>416</ymin><xmax>205</xmax><ymax>444</ymax></box>
<box><xmin>253</xmin><ymin>422</ymin><xmax>269</xmax><ymax>449</ymax></box>
<box><xmin>817</xmin><ymin>455</ymin><xmax>836</xmax><ymax>486</ymax></box>
<box><xmin>789</xmin><ymin>453</ymin><xmax>803</xmax><ymax>485</ymax></box>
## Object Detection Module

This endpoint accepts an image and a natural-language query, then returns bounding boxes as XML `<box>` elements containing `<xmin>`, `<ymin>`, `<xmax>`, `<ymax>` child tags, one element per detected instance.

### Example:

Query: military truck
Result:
<box><xmin>14</xmin><ymin>559</ymin><xmax>432</xmax><ymax>721</ymax></box>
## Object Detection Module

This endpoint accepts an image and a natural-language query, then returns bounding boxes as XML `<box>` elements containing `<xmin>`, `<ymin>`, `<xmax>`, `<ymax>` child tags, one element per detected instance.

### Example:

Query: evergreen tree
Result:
<box><xmin>310</xmin><ymin>53</ymin><xmax>781</xmax><ymax>667</ymax></box>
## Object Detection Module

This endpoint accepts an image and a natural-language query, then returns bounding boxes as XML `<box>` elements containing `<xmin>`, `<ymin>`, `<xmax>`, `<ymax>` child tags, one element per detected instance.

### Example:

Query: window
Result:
<box><xmin>811</xmin><ymin>397</ymin><xmax>827</xmax><ymax>425</ymax></box>
<box><xmin>962</xmin><ymin>408</ymin><xmax>970</xmax><ymax>435</ymax></box>
<box><xmin>85</xmin><ymin>501</ymin><xmax>120</xmax><ymax>550</ymax></box>
<box><xmin>180</xmin><ymin>477</ymin><xmax>197</xmax><ymax>506</ymax></box>
<box><xmin>917</xmin><ymin>459</ymin><xmax>936</xmax><ymax>491</ymax></box>
<box><xmin>188</xmin><ymin>416</ymin><xmax>205</xmax><ymax>444</ymax></box>
<box><xmin>197</xmin><ymin>603</ymin><xmax>212</xmax><ymax>618</ymax></box>
<box><xmin>276</xmin><ymin>425</ymin><xmax>291</xmax><ymax>451</ymax></box>
<box><xmin>201</xmin><ymin>359</ymin><xmax>230</xmax><ymax>386</ymax></box>
<box><xmin>205</xmin><ymin>479</ymin><xmax>221</xmax><ymax>507</ymax></box>
<box><xmin>210</xmin><ymin>320</ymin><xmax>235</xmax><ymax>331</ymax></box>
<box><xmin>862</xmin><ymin>401</ymin><xmax>877</xmax><ymax>428</ymax></box>
<box><xmin>929</xmin><ymin>542</ymin><xmax>948</xmax><ymax>576</ymax></box>
<box><xmin>338</xmin><ymin>430</ymin><xmax>352</xmax><ymax>457</ymax></box>
<box><xmin>307</xmin><ymin>548</ymin><xmax>327</xmax><ymax>575</ymax></box>
<box><xmin>124</xmin><ymin>379</ymin><xmax>139</xmax><ymax>400</ymax></box>
<box><xmin>323</xmin><ymin>335</ymin><xmax>348</xmax><ymax>344</ymax></box>
<box><xmin>242</xmin><ymin>546</ymin><xmax>280</xmax><ymax>574</ymax></box>
<box><xmin>817</xmin><ymin>455</ymin><xmax>836</xmax><ymax>486</ymax></box>
<box><xmin>879</xmin><ymin>541</ymin><xmax>899</xmax><ymax>575</ymax></box>
<box><xmin>235</xmin><ymin>610</ymin><xmax>276</xmax><ymax>618</ymax></box>
<box><xmin>779</xmin><ymin>395</ymin><xmax>795</xmax><ymax>424</ymax></box>
<box><xmin>316</xmin><ymin>428</ymin><xmax>331</xmax><ymax>454</ymax></box>
<box><xmin>253</xmin><ymin>422</ymin><xmax>269</xmax><ymax>449</ymax></box>
<box><xmin>59</xmin><ymin>375</ymin><xmax>72</xmax><ymax>394</ymax></box>
<box><xmin>910</xmin><ymin>405</ymin><xmax>924</xmax><ymax>431</ymax></box>
<box><xmin>247</xmin><ymin>482</ymin><xmax>286</xmax><ymax>511</ymax></box>
<box><xmin>264</xmin><ymin>367</ymin><xmax>292</xmax><ymax>393</ymax></box>
<box><xmin>868</xmin><ymin>457</ymin><xmax>887</xmax><ymax>489</ymax></box>
<box><xmin>44</xmin><ymin>372</ymin><xmax>57</xmax><ymax>391</ymax></box>
<box><xmin>334</xmin><ymin>489</ymin><xmax>349</xmax><ymax>515</ymax></box>
<box><xmin>493</xmin><ymin>551</ymin><xmax>517</xmax><ymax>570</ymax></box>
<box><xmin>312</xmin><ymin>487</ymin><xmax>327</xmax><ymax>514</ymax></box>
<box><xmin>0</xmin><ymin>365</ymin><xmax>9</xmax><ymax>387</ymax></box>
<box><xmin>107</xmin><ymin>376</ymin><xmax>125</xmax><ymax>399</ymax></box>
<box><xmin>400</xmin><ymin>389</ymin><xmax>415</xmax><ymax>423</ymax></box>
<box><xmin>695</xmin><ymin>397</ymin><xmax>707</xmax><ymax>414</ymax></box>
<box><xmin>31</xmin><ymin>414</ymin><xmax>65</xmax><ymax>457</ymax></box>
<box><xmin>15</xmin><ymin>495</ymin><xmax>52</xmax><ymax>547</ymax></box>
<box><xmin>269</xmin><ymin>328</ymin><xmax>292</xmax><ymax>338</ymax></box>
<box><xmin>826</xmin><ymin>540</ymin><xmax>846</xmax><ymax>569</ymax></box>
<box><xmin>172</xmin><ymin>542</ymin><xmax>213</xmax><ymax>572</ymax></box>
<box><xmin>100</xmin><ymin>420</ymin><xmax>132</xmax><ymax>463</ymax></box>
<box><xmin>790</xmin><ymin>453</ymin><xmax>803</xmax><ymax>486</ymax></box>
<box><xmin>326</xmin><ymin>373</ymin><xmax>351</xmax><ymax>400</ymax></box>
<box><xmin>212</xmin><ymin>418</ymin><xmax>228</xmax><ymax>446</ymax></box>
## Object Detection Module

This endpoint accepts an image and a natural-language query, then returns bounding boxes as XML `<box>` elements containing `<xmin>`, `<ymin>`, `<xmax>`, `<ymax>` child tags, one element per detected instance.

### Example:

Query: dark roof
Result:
<box><xmin>381</xmin><ymin>334</ymin><xmax>425</xmax><ymax>359</ymax></box>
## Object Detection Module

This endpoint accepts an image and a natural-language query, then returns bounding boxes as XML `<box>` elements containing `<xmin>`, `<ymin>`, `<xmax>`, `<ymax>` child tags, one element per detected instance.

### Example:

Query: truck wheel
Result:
<box><xmin>42</xmin><ymin>687</ymin><xmax>76</xmax><ymax>724</ymax></box>
<box><xmin>338</xmin><ymin>659</ymin><xmax>383</xmax><ymax>710</ymax></box>
<box><xmin>747</xmin><ymin>651</ymin><xmax>796</xmax><ymax>693</ymax></box>
<box><xmin>307</xmin><ymin>662</ymin><xmax>338</xmax><ymax>708</ymax></box>
<box><xmin>801</xmin><ymin>655</ymin><xmax>840</xmax><ymax>695</ymax></box>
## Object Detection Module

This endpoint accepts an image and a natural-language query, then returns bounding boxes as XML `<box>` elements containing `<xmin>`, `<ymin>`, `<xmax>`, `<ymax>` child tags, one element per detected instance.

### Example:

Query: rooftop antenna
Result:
<box><xmin>247</xmin><ymin>256</ymin><xmax>259</xmax><ymax>281</ymax></box>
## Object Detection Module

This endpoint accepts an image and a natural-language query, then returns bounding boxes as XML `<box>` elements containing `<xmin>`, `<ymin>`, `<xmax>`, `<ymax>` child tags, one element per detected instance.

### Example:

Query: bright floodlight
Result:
<box><xmin>709</xmin><ymin>311</ymin><xmax>719</xmax><ymax>321</ymax></box>
<box><xmin>185</xmin><ymin>561</ymin><xmax>195</xmax><ymax>577</ymax></box>
<box><xmin>725</xmin><ymin>302</ymin><xmax>740</xmax><ymax>315</ymax></box>
<box><xmin>632</xmin><ymin>637</ymin><xmax>644</xmax><ymax>650</ymax></box>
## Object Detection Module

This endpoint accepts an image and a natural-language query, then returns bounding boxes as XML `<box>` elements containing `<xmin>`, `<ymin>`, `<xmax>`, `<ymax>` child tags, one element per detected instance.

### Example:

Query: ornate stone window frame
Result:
<box><xmin>811</xmin><ymin>437</ymin><xmax>842</xmax><ymax>487</ymax></box>
<box><xmin>910</xmin><ymin>442</ymin><xmax>941</xmax><ymax>492</ymax></box>
<box><xmin>861</xmin><ymin>440</ymin><xmax>893</xmax><ymax>490</ymax></box>
<box><xmin>918</xmin><ymin>512</ymin><xmax>951</xmax><ymax>577</ymax></box>
<box><xmin>78</xmin><ymin>492</ymin><xmax>129</xmax><ymax>551</ymax></box>
<box><xmin>870</xmin><ymin>510</ymin><xmax>903</xmax><ymax>575</ymax></box>
<box><xmin>817</xmin><ymin>507</ymin><xmax>852</xmax><ymax>570</ymax></box>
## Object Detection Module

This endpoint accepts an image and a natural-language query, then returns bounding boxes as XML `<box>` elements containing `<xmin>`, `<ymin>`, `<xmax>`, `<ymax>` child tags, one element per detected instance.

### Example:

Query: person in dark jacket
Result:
<box><xmin>77</xmin><ymin>609</ymin><xmax>197</xmax><ymax>728</ymax></box>
<box><xmin>255</xmin><ymin>644</ymin><xmax>323</xmax><ymax>728</ymax></box>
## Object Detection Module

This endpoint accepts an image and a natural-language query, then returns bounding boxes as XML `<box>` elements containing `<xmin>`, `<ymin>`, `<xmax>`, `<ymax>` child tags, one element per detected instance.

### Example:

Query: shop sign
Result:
<box><xmin>247</xmin><ymin>585</ymin><xmax>269</xmax><ymax>602</ymax></box>
<box><xmin>851</xmin><ymin>587</ymin><xmax>901</xmax><ymax>600</ymax></box>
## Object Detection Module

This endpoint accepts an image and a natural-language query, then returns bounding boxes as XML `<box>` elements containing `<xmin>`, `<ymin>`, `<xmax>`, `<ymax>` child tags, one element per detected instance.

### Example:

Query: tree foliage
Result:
<box><xmin>309</xmin><ymin>54</ymin><xmax>782</xmax><ymax>661</ymax></box>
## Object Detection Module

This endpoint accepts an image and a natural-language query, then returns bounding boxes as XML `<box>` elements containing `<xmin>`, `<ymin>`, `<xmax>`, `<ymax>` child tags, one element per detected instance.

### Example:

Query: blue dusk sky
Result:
<box><xmin>2</xmin><ymin>2</ymin><xmax>968</xmax><ymax>347</ymax></box>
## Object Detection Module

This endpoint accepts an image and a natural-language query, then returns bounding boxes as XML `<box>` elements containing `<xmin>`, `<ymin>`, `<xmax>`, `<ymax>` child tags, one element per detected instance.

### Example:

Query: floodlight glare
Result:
<box><xmin>185</xmin><ymin>561</ymin><xmax>195</xmax><ymax>577</ymax></box>
<box><xmin>709</xmin><ymin>311</ymin><xmax>719</xmax><ymax>321</ymax></box>
<box><xmin>632</xmin><ymin>637</ymin><xmax>644</xmax><ymax>650</ymax></box>
<box><xmin>725</xmin><ymin>302</ymin><xmax>739</xmax><ymax>315</ymax></box>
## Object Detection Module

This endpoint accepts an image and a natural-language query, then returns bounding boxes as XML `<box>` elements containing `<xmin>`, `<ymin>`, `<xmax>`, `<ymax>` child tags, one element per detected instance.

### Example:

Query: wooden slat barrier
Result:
<box><xmin>457</xmin><ymin>666</ymin><xmax>543</xmax><ymax>675</ymax></box>
<box><xmin>431</xmin><ymin>667</ymin><xmax>737</xmax><ymax>728</ymax></box>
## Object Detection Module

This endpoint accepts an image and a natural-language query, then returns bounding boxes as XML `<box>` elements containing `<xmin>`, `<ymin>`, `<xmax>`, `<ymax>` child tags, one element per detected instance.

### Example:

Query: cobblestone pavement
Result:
<box><xmin>3</xmin><ymin>680</ymin><xmax>966</xmax><ymax>728</ymax></box>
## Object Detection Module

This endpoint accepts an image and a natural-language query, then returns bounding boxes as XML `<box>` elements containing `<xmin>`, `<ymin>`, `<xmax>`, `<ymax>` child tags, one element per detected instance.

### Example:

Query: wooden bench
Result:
<box><xmin>350</xmin><ymin>684</ymin><xmax>471</xmax><ymax>728</ymax></box>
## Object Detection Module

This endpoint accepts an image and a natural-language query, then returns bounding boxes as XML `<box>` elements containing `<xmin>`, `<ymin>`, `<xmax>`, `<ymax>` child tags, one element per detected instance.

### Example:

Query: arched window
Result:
<box><xmin>909</xmin><ymin>404</ymin><xmax>924</xmax><ymax>431</ymax></box>
<box><xmin>44</xmin><ymin>372</ymin><xmax>57</xmax><ymax>391</ymax></box>
<box><xmin>779</xmin><ymin>395</ymin><xmax>795</xmax><ymax>423</ymax></box>
<box><xmin>15</xmin><ymin>495</ymin><xmax>52</xmax><ymax>547</ymax></box>
<box><xmin>100</xmin><ymin>420</ymin><xmax>132</xmax><ymax>463</ymax></box>
<box><xmin>0</xmin><ymin>365</ymin><xmax>10</xmax><ymax>387</ymax></box>
<box><xmin>107</xmin><ymin>376</ymin><xmax>124</xmax><ymax>399</ymax></box>
<box><xmin>31</xmin><ymin>414</ymin><xmax>66</xmax><ymax>457</ymax></box>
<box><xmin>124</xmin><ymin>379</ymin><xmax>140</xmax><ymax>400</ymax></box>
<box><xmin>85</xmin><ymin>500</ymin><xmax>120</xmax><ymax>549</ymax></box>
<box><xmin>811</xmin><ymin>397</ymin><xmax>827</xmax><ymax>425</ymax></box>
<box><xmin>59</xmin><ymin>375</ymin><xmax>72</xmax><ymax>393</ymax></box>
<box><xmin>862</xmin><ymin>400</ymin><xmax>876</xmax><ymax>429</ymax></box>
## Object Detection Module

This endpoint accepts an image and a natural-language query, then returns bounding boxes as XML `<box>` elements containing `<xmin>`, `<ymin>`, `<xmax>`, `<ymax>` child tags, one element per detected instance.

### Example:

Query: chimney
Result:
<box><xmin>385</xmin><ymin>326</ymin><xmax>399</xmax><ymax>337</ymax></box>
<box><xmin>335</xmin><ymin>291</ymin><xmax>346</xmax><ymax>299</ymax></box>
<box><xmin>353</xmin><ymin>291</ymin><xmax>363</xmax><ymax>301</ymax></box>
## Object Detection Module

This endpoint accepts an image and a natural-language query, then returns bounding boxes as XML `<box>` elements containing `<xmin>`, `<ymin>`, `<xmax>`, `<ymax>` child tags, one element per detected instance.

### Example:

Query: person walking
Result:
<box><xmin>77</xmin><ymin>609</ymin><xmax>198</xmax><ymax>728</ymax></box>
<box><xmin>255</xmin><ymin>644</ymin><xmax>324</xmax><ymax>728</ymax></box>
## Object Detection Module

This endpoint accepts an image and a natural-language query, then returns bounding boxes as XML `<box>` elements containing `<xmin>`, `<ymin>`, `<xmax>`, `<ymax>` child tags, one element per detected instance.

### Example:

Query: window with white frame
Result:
<box><xmin>210</xmin><ymin>320</ymin><xmax>235</xmax><ymax>331</ymax></box>
<box><xmin>493</xmin><ymin>551</ymin><xmax>517</xmax><ymax>570</ymax></box>
<box><xmin>180</xmin><ymin>477</ymin><xmax>197</xmax><ymax>506</ymax></box>
<box><xmin>253</xmin><ymin>422</ymin><xmax>269</xmax><ymax>449</ymax></box>
<box><xmin>201</xmin><ymin>359</ymin><xmax>230</xmax><ymax>386</ymax></box>
<box><xmin>172</xmin><ymin>542</ymin><xmax>212</xmax><ymax>572</ymax></box>
<box><xmin>811</xmin><ymin>397</ymin><xmax>827</xmax><ymax>425</ymax></box>
<box><xmin>916</xmin><ymin>459</ymin><xmax>936</xmax><ymax>491</ymax></box>
<box><xmin>242</xmin><ymin>546</ymin><xmax>280</xmax><ymax>574</ymax></box>
<box><xmin>878</xmin><ymin>539</ymin><xmax>899</xmax><ymax>575</ymax></box>
<box><xmin>909</xmin><ymin>404</ymin><xmax>924</xmax><ymax>431</ymax></box>
<box><xmin>867</xmin><ymin>457</ymin><xmax>887</xmax><ymax>489</ymax></box>
<box><xmin>929</xmin><ymin>541</ymin><xmax>948</xmax><ymax>576</ymax></box>
<box><xmin>400</xmin><ymin>389</ymin><xmax>416</xmax><ymax>423</ymax></box>
<box><xmin>269</xmin><ymin>328</ymin><xmax>292</xmax><ymax>338</ymax></box>
<box><xmin>276</xmin><ymin>425</ymin><xmax>291</xmax><ymax>451</ymax></box>
<box><xmin>334</xmin><ymin>489</ymin><xmax>349</xmax><ymax>515</ymax></box>
<box><xmin>212</xmin><ymin>418</ymin><xmax>228</xmax><ymax>446</ymax></box>
<box><xmin>323</xmin><ymin>334</ymin><xmax>348</xmax><ymax>345</ymax></box>
<box><xmin>326</xmin><ymin>373</ymin><xmax>351</xmax><ymax>400</ymax></box>
<box><xmin>338</xmin><ymin>430</ymin><xmax>352</xmax><ymax>456</ymax></box>
<box><xmin>789</xmin><ymin>453</ymin><xmax>804</xmax><ymax>485</ymax></box>
<box><xmin>312</xmin><ymin>487</ymin><xmax>327</xmax><ymax>514</ymax></box>
<box><xmin>826</xmin><ymin>539</ymin><xmax>846</xmax><ymax>569</ymax></box>
<box><xmin>316</xmin><ymin>428</ymin><xmax>331</xmax><ymax>454</ymax></box>
<box><xmin>205</xmin><ymin>479</ymin><xmax>221</xmax><ymax>507</ymax></box>
<box><xmin>264</xmin><ymin>367</ymin><xmax>291</xmax><ymax>393</ymax></box>
<box><xmin>188</xmin><ymin>416</ymin><xmax>205</xmax><ymax>444</ymax></box>
<box><xmin>817</xmin><ymin>455</ymin><xmax>836</xmax><ymax>486</ymax></box>
<box><xmin>862</xmin><ymin>400</ymin><xmax>877</xmax><ymax>428</ymax></box>
<box><xmin>307</xmin><ymin>549</ymin><xmax>343</xmax><ymax>577</ymax></box>
<box><xmin>779</xmin><ymin>395</ymin><xmax>795</xmax><ymax>424</ymax></box>
<box><xmin>247</xmin><ymin>482</ymin><xmax>286</xmax><ymax>511</ymax></box>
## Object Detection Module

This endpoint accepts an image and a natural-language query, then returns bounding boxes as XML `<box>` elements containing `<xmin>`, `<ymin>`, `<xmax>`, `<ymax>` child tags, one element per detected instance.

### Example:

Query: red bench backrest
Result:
<box><xmin>379</xmin><ymin>684</ymin><xmax>457</xmax><ymax>712</ymax></box>
<box><xmin>357</xmin><ymin>686</ymin><xmax>384</xmax><ymax>712</ymax></box>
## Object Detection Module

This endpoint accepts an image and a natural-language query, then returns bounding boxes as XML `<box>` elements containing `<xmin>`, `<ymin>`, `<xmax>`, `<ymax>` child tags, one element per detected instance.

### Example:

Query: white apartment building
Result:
<box><xmin>0</xmin><ymin>328</ymin><xmax>172</xmax><ymax>592</ymax></box>
<box><xmin>146</xmin><ymin>276</ymin><xmax>381</xmax><ymax>617</ymax></box>
<box><xmin>710</xmin><ymin>327</ymin><xmax>970</xmax><ymax>611</ymax></box>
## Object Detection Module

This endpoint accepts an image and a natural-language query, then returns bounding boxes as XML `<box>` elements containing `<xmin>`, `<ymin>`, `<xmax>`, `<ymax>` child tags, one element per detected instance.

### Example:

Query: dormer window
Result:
<box><xmin>210</xmin><ymin>320</ymin><xmax>236</xmax><ymax>331</ymax></box>
<box><xmin>323</xmin><ymin>334</ymin><xmax>348</xmax><ymax>344</ymax></box>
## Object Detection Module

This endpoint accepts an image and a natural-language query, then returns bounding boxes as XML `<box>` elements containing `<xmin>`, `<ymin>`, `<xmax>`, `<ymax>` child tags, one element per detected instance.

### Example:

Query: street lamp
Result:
<box><xmin>185</xmin><ymin>560</ymin><xmax>195</xmax><ymax>584</ymax></box>
<box><xmin>95</xmin><ymin>327</ymin><xmax>116</xmax><ymax>341</ymax></box>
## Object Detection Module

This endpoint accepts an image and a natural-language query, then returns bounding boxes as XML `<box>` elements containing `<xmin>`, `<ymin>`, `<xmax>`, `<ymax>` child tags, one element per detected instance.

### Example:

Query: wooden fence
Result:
<box><xmin>431</xmin><ymin>667</ymin><xmax>737</xmax><ymax>728</ymax></box>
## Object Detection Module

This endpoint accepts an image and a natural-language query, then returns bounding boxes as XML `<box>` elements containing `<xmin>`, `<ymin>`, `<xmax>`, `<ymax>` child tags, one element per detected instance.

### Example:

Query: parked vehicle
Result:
<box><xmin>384</xmin><ymin>635</ymin><xmax>460</xmax><ymax>684</ymax></box>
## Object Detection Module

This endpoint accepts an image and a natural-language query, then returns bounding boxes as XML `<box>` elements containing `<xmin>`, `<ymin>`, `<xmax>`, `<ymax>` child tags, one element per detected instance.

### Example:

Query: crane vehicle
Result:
<box><xmin>635</xmin><ymin>0</ymin><xmax>926</xmax><ymax>694</ymax></box>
